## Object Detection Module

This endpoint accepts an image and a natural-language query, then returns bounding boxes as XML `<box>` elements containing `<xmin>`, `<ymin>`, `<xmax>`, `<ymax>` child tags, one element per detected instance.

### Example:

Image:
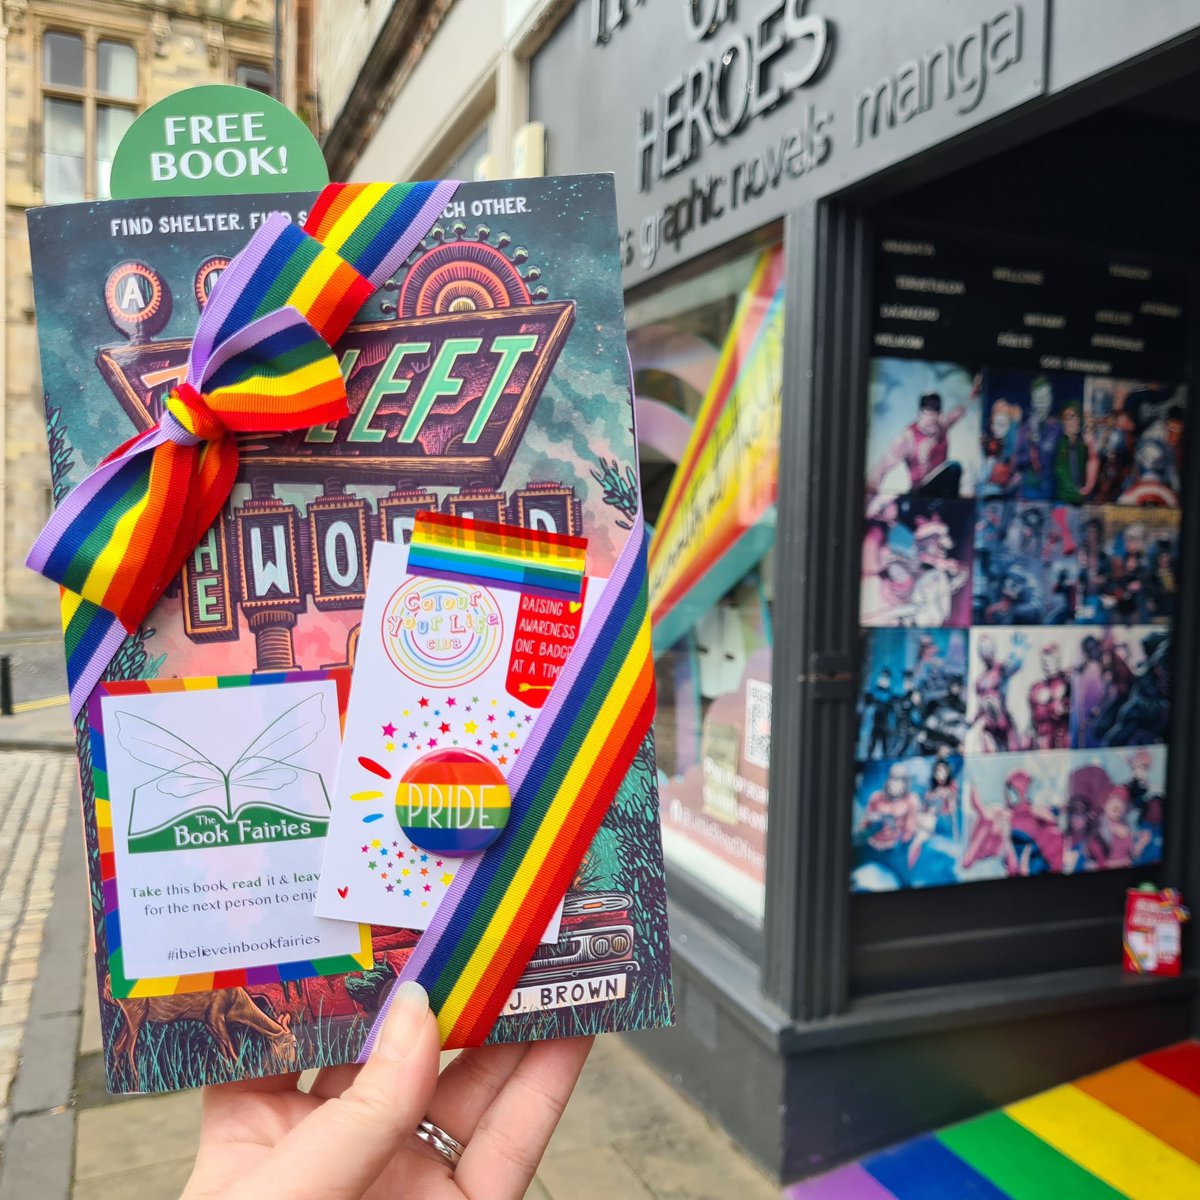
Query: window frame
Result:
<box><xmin>36</xmin><ymin>21</ymin><xmax>143</xmax><ymax>203</ymax></box>
<box><xmin>235</xmin><ymin>61</ymin><xmax>274</xmax><ymax>96</ymax></box>
<box><xmin>623</xmin><ymin>220</ymin><xmax>783</xmax><ymax>966</ymax></box>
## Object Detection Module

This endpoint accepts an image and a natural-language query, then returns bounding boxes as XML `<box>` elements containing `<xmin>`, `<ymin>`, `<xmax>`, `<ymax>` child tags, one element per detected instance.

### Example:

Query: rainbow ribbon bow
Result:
<box><xmin>29</xmin><ymin>181</ymin><xmax>457</xmax><ymax>717</ymax></box>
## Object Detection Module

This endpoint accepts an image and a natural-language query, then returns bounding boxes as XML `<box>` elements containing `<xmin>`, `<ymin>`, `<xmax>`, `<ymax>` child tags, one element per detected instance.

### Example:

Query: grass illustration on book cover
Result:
<box><xmin>29</xmin><ymin>176</ymin><xmax>673</xmax><ymax>1093</ymax></box>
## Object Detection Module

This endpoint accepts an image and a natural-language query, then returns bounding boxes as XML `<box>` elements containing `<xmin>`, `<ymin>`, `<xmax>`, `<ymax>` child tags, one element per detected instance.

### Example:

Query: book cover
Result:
<box><xmin>28</xmin><ymin>176</ymin><xmax>673</xmax><ymax>1093</ymax></box>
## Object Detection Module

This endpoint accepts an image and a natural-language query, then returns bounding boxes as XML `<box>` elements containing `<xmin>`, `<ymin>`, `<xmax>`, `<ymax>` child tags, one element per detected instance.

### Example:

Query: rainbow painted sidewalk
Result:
<box><xmin>785</xmin><ymin>1041</ymin><xmax>1200</xmax><ymax>1200</ymax></box>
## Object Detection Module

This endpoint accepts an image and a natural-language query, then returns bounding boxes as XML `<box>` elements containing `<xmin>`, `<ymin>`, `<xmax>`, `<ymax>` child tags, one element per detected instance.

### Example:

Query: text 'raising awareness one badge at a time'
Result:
<box><xmin>398</xmin><ymin>748</ymin><xmax>510</xmax><ymax>855</ymax></box>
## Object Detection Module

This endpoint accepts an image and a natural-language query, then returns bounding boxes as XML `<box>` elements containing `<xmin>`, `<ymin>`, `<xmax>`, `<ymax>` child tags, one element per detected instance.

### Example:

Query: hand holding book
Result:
<box><xmin>183</xmin><ymin>982</ymin><xmax>592</xmax><ymax>1200</ymax></box>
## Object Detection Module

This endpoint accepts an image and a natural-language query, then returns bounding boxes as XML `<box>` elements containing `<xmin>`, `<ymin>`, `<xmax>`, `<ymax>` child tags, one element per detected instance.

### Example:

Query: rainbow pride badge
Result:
<box><xmin>398</xmin><ymin>749</ymin><xmax>510</xmax><ymax>855</ymax></box>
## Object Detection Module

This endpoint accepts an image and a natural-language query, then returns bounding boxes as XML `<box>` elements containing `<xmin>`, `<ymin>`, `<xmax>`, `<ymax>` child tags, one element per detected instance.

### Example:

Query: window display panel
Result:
<box><xmin>853</xmin><ymin>228</ymin><xmax>1185</xmax><ymax>894</ymax></box>
<box><xmin>630</xmin><ymin>246</ymin><xmax>784</xmax><ymax>923</ymax></box>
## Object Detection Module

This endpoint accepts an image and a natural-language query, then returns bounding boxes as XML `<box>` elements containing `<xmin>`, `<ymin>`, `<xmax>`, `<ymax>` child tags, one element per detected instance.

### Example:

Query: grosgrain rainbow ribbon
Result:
<box><xmin>30</xmin><ymin>180</ymin><xmax>458</xmax><ymax>717</ymax></box>
<box><xmin>361</xmin><ymin>506</ymin><xmax>656</xmax><ymax>1051</ymax></box>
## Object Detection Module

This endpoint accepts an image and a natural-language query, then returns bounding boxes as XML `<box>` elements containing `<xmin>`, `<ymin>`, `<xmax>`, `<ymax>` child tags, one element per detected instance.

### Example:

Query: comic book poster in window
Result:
<box><xmin>851</xmin><ymin>755</ymin><xmax>964</xmax><ymax>893</ymax></box>
<box><xmin>857</xmin><ymin>629</ymin><xmax>969</xmax><ymax>761</ymax></box>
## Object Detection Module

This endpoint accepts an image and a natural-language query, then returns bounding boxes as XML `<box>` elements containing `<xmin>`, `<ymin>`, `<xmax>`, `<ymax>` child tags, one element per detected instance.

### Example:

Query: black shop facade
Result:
<box><xmin>528</xmin><ymin>0</ymin><xmax>1200</xmax><ymax>1184</ymax></box>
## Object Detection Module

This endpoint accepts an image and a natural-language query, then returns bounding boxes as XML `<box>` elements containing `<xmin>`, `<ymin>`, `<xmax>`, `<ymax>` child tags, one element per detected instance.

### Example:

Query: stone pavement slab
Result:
<box><xmin>0</xmin><ymin>750</ymin><xmax>80</xmax><ymax>1200</ymax></box>
<box><xmin>0</xmin><ymin>1108</ymin><xmax>75</xmax><ymax>1200</ymax></box>
<box><xmin>535</xmin><ymin>1033</ymin><xmax>779</xmax><ymax>1200</ymax></box>
<box><xmin>75</xmin><ymin>1091</ymin><xmax>203</xmax><ymax>1184</ymax></box>
<box><xmin>73</xmin><ymin>1157</ymin><xmax>197</xmax><ymax>1200</ymax></box>
<box><xmin>613</xmin><ymin>1118</ymin><xmax>782</xmax><ymax>1199</ymax></box>
<box><xmin>0</xmin><ymin>752</ymin><xmax>76</xmax><ymax>1131</ymax></box>
<box><xmin>537</xmin><ymin>1144</ymin><xmax>658</xmax><ymax>1199</ymax></box>
<box><xmin>0</xmin><ymin>702</ymin><xmax>74</xmax><ymax>752</ymax></box>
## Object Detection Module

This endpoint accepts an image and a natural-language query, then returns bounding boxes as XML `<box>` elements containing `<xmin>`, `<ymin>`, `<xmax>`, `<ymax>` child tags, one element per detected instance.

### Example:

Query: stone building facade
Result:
<box><xmin>2</xmin><ymin>0</ymin><xmax>312</xmax><ymax>629</ymax></box>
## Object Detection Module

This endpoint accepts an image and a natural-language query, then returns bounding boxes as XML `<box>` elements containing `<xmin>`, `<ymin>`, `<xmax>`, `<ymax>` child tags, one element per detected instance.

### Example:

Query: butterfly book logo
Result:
<box><xmin>116</xmin><ymin>693</ymin><xmax>332</xmax><ymax>854</ymax></box>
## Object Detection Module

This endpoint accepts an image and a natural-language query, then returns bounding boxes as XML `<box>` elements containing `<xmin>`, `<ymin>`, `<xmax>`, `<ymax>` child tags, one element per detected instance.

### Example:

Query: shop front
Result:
<box><xmin>529</xmin><ymin>0</ymin><xmax>1200</xmax><ymax>1182</ymax></box>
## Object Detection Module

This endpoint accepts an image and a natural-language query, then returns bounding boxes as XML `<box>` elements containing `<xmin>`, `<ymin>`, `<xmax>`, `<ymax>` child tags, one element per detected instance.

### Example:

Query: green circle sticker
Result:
<box><xmin>109</xmin><ymin>84</ymin><xmax>329</xmax><ymax>200</ymax></box>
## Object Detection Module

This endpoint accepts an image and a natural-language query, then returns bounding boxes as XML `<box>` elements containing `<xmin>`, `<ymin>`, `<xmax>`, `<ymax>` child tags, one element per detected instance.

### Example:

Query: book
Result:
<box><xmin>28</xmin><ymin>175</ymin><xmax>673</xmax><ymax>1093</ymax></box>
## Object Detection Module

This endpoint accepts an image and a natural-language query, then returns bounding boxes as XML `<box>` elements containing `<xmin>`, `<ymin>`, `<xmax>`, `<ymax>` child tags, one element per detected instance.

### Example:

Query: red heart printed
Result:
<box><xmin>337</xmin><ymin>886</ymin><xmax>349</xmax><ymax>898</ymax></box>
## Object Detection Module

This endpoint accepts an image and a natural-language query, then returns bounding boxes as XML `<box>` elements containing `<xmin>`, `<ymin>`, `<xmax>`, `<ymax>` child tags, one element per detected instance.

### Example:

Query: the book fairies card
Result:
<box><xmin>315</xmin><ymin>514</ymin><xmax>586</xmax><ymax>933</ymax></box>
<box><xmin>92</xmin><ymin>672</ymin><xmax>370</xmax><ymax>994</ymax></box>
<box><xmin>28</xmin><ymin>172</ymin><xmax>673</xmax><ymax>1093</ymax></box>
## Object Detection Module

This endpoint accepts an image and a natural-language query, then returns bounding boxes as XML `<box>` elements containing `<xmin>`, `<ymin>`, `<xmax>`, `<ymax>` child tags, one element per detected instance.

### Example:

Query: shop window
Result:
<box><xmin>41</xmin><ymin>30</ymin><xmax>138</xmax><ymax>203</ymax></box>
<box><xmin>236</xmin><ymin>62</ymin><xmax>274</xmax><ymax>96</ymax></box>
<box><xmin>629</xmin><ymin>244</ymin><xmax>784</xmax><ymax>924</ymax></box>
<box><xmin>852</xmin><ymin>228</ymin><xmax>1184</xmax><ymax>895</ymax></box>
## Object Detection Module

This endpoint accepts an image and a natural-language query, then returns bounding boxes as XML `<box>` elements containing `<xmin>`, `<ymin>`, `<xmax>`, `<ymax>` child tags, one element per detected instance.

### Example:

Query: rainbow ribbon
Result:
<box><xmin>29</xmin><ymin>180</ymin><xmax>458</xmax><ymax>717</ymax></box>
<box><xmin>408</xmin><ymin>510</ymin><xmax>588</xmax><ymax>599</ymax></box>
<box><xmin>362</xmin><ymin>508</ymin><xmax>655</xmax><ymax>1050</ymax></box>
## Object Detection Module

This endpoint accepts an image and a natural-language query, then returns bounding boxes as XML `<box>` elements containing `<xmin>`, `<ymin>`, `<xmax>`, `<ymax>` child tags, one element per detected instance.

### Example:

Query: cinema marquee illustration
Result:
<box><xmin>98</xmin><ymin>223</ymin><xmax>586</xmax><ymax>672</ymax></box>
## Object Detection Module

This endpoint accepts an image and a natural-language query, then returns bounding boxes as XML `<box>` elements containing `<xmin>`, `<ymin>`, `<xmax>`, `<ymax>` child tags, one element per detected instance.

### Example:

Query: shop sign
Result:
<box><xmin>534</xmin><ymin>1</ymin><xmax>1046</xmax><ymax>284</ymax></box>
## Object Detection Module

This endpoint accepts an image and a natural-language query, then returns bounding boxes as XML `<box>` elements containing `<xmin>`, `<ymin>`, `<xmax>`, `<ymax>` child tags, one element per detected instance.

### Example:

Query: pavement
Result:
<box><xmin>0</xmin><ymin>652</ymin><xmax>781</xmax><ymax>1200</ymax></box>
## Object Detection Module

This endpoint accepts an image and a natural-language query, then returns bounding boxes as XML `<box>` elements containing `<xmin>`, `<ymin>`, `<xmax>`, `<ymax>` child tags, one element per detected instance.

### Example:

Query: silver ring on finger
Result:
<box><xmin>414</xmin><ymin>1117</ymin><xmax>467</xmax><ymax>1169</ymax></box>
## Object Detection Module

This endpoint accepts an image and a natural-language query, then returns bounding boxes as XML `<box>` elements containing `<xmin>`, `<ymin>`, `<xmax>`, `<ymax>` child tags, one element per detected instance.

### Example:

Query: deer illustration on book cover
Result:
<box><xmin>29</xmin><ymin>175</ymin><xmax>673</xmax><ymax>1092</ymax></box>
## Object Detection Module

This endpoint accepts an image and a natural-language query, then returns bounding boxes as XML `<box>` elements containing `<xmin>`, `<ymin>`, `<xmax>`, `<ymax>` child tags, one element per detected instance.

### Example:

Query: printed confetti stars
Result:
<box><xmin>402</xmin><ymin>709</ymin><xmax>410</xmax><ymax>717</ymax></box>
<box><xmin>361</xmin><ymin>845</ymin><xmax>369</xmax><ymax>853</ymax></box>
<box><xmin>507</xmin><ymin>710</ymin><xmax>516</xmax><ymax>719</ymax></box>
<box><xmin>385</xmin><ymin>742</ymin><xmax>395</xmax><ymax>752</ymax></box>
<box><xmin>439</xmin><ymin>721</ymin><xmax>451</xmax><ymax>734</ymax></box>
<box><xmin>403</xmin><ymin>888</ymin><xmax>412</xmax><ymax>897</ymax></box>
<box><xmin>368</xmin><ymin>861</ymin><xmax>377</xmax><ymax>870</ymax></box>
<box><xmin>446</xmin><ymin>697</ymin><xmax>457</xmax><ymax>707</ymax></box>
<box><xmin>487</xmin><ymin>714</ymin><xmax>496</xmax><ymax>723</ymax></box>
<box><xmin>441</xmin><ymin>872</ymin><xmax>454</xmax><ymax>886</ymax></box>
<box><xmin>408</xmin><ymin>730</ymin><xmax>418</xmax><ymax>740</ymax></box>
<box><xmin>464</xmin><ymin>720</ymin><xmax>478</xmax><ymax>734</ymax></box>
<box><xmin>386</xmin><ymin>884</ymin><xmax>395</xmax><ymax>892</ymax></box>
<box><xmin>427</xmin><ymin>737</ymin><xmax>438</xmax><ymax>748</ymax></box>
<box><xmin>419</xmin><ymin>697</ymin><xmax>430</xmax><ymax>708</ymax></box>
<box><xmin>499</xmin><ymin>755</ymin><xmax>509</xmax><ymax>765</ymax></box>
<box><xmin>524</xmin><ymin>714</ymin><xmax>533</xmax><ymax>724</ymax></box>
<box><xmin>382</xmin><ymin>722</ymin><xmax>397</xmax><ymax>737</ymax></box>
<box><xmin>371</xmin><ymin>838</ymin><xmax>382</xmax><ymax>849</ymax></box>
<box><xmin>420</xmin><ymin>854</ymin><xmax>428</xmax><ymax>862</ymax></box>
<box><xmin>420</xmin><ymin>867</ymin><xmax>429</xmax><ymax>877</ymax></box>
<box><xmin>423</xmin><ymin>884</ymin><xmax>432</xmax><ymax>892</ymax></box>
<box><xmin>435</xmin><ymin>860</ymin><xmax>443</xmax><ymax>867</ymax></box>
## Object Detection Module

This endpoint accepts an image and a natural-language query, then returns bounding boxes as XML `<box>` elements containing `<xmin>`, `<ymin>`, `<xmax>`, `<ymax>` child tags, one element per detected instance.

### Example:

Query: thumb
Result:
<box><xmin>271</xmin><ymin>981</ymin><xmax>440</xmax><ymax>1198</ymax></box>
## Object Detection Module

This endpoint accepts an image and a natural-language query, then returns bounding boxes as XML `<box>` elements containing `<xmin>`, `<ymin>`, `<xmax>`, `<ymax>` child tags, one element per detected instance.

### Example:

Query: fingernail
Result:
<box><xmin>375</xmin><ymin>981</ymin><xmax>430</xmax><ymax>1062</ymax></box>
